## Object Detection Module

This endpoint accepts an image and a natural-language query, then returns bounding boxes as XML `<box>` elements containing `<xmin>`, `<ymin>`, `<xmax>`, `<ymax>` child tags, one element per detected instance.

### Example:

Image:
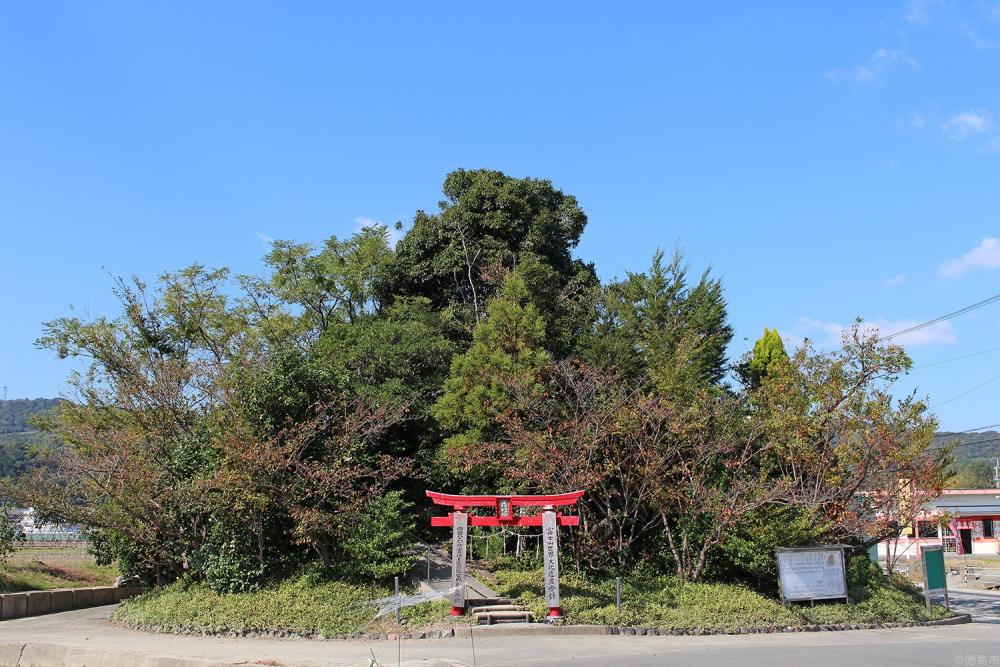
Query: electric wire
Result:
<box><xmin>912</xmin><ymin>345</ymin><xmax>1000</xmax><ymax>370</ymax></box>
<box><xmin>931</xmin><ymin>434</ymin><xmax>1000</xmax><ymax>451</ymax></box>
<box><xmin>955</xmin><ymin>423</ymin><xmax>1000</xmax><ymax>434</ymax></box>
<box><xmin>929</xmin><ymin>373</ymin><xmax>1000</xmax><ymax>410</ymax></box>
<box><xmin>880</xmin><ymin>292</ymin><xmax>1000</xmax><ymax>341</ymax></box>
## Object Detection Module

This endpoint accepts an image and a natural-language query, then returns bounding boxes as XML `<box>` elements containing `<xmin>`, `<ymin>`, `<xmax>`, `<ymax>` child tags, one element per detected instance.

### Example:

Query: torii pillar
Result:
<box><xmin>426</xmin><ymin>490</ymin><xmax>584</xmax><ymax>618</ymax></box>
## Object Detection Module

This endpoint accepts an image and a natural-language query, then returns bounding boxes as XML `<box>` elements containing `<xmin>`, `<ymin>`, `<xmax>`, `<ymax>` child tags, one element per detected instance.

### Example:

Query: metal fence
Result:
<box><xmin>11</xmin><ymin>531</ymin><xmax>91</xmax><ymax>560</ymax></box>
<box><xmin>963</xmin><ymin>566</ymin><xmax>1000</xmax><ymax>589</ymax></box>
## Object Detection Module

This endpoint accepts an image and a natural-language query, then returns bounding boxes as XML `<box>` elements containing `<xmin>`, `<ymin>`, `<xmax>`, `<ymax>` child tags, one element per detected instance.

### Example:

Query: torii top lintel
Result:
<box><xmin>426</xmin><ymin>490</ymin><xmax>584</xmax><ymax>528</ymax></box>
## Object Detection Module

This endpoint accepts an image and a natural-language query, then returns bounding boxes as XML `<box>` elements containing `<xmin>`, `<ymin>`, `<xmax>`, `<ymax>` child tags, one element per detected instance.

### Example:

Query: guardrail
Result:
<box><xmin>0</xmin><ymin>584</ymin><xmax>142</xmax><ymax>620</ymax></box>
<box><xmin>963</xmin><ymin>566</ymin><xmax>1000</xmax><ymax>589</ymax></box>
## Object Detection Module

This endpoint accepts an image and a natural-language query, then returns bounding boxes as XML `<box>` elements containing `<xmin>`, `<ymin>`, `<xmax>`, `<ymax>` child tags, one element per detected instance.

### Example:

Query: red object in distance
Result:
<box><xmin>425</xmin><ymin>490</ymin><xmax>584</xmax><ymax>527</ymax></box>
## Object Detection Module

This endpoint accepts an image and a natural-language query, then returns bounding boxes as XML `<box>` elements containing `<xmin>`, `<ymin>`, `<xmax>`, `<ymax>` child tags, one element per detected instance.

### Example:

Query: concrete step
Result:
<box><xmin>466</xmin><ymin>597</ymin><xmax>514</xmax><ymax>608</ymax></box>
<box><xmin>473</xmin><ymin>609</ymin><xmax>535</xmax><ymax>625</ymax></box>
<box><xmin>470</xmin><ymin>604</ymin><xmax>525</xmax><ymax>612</ymax></box>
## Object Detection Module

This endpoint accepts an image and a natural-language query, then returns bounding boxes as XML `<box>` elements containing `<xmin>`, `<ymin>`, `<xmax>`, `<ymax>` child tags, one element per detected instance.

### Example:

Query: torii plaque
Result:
<box><xmin>426</xmin><ymin>490</ymin><xmax>584</xmax><ymax>618</ymax></box>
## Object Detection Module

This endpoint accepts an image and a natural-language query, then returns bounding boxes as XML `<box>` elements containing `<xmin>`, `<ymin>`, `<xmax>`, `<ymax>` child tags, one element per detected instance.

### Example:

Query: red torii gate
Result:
<box><xmin>427</xmin><ymin>490</ymin><xmax>584</xmax><ymax>619</ymax></box>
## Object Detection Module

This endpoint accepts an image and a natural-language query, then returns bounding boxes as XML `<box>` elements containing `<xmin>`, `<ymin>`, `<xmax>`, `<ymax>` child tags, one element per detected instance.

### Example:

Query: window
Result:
<box><xmin>917</xmin><ymin>521</ymin><xmax>939</xmax><ymax>538</ymax></box>
<box><xmin>985</xmin><ymin>519</ymin><xmax>994</xmax><ymax>539</ymax></box>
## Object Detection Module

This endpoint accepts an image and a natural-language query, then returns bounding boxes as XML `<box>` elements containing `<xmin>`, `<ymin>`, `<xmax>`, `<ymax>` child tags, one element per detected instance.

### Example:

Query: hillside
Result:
<box><xmin>933</xmin><ymin>430</ymin><xmax>1000</xmax><ymax>461</ymax></box>
<box><xmin>932</xmin><ymin>430</ymin><xmax>1000</xmax><ymax>489</ymax></box>
<box><xmin>0</xmin><ymin>398</ymin><xmax>62</xmax><ymax>478</ymax></box>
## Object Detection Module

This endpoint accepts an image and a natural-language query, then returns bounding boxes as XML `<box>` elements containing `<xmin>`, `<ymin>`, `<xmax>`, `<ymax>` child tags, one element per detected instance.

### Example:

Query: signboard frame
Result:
<box><xmin>919</xmin><ymin>543</ymin><xmax>949</xmax><ymax>612</ymax></box>
<box><xmin>775</xmin><ymin>546</ymin><xmax>850</xmax><ymax>605</ymax></box>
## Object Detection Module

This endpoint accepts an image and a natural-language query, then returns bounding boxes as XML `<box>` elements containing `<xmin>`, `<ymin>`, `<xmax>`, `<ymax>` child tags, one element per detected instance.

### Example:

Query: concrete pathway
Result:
<box><xmin>417</xmin><ymin>543</ymin><xmax>498</xmax><ymax>600</ymax></box>
<box><xmin>0</xmin><ymin>589</ymin><xmax>997</xmax><ymax>666</ymax></box>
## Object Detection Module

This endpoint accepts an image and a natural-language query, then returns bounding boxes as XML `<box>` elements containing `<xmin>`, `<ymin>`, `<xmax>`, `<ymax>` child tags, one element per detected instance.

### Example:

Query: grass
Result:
<box><xmin>491</xmin><ymin>566</ymin><xmax>953</xmax><ymax>629</ymax></box>
<box><xmin>0</xmin><ymin>549</ymin><xmax>118</xmax><ymax>593</ymax></box>
<box><xmin>113</xmin><ymin>566</ymin><xmax>452</xmax><ymax>636</ymax></box>
<box><xmin>114</xmin><ymin>558</ymin><xmax>954</xmax><ymax>637</ymax></box>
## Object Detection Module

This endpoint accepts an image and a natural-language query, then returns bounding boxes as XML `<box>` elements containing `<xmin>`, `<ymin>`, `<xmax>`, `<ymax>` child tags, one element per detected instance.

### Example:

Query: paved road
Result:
<box><xmin>947</xmin><ymin>587</ymin><xmax>1000</xmax><ymax>623</ymax></box>
<box><xmin>1</xmin><ymin>590</ymin><xmax>998</xmax><ymax>666</ymax></box>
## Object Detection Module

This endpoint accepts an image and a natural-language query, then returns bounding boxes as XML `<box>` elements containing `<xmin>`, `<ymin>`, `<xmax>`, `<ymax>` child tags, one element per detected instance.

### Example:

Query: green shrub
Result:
<box><xmin>492</xmin><ymin>564</ymin><xmax>948</xmax><ymax>629</ymax></box>
<box><xmin>114</xmin><ymin>564</ymin><xmax>449</xmax><ymax>635</ymax></box>
<box><xmin>201</xmin><ymin>537</ymin><xmax>265</xmax><ymax>594</ymax></box>
<box><xmin>339</xmin><ymin>491</ymin><xmax>417</xmax><ymax>582</ymax></box>
<box><xmin>0</xmin><ymin>505</ymin><xmax>16</xmax><ymax>561</ymax></box>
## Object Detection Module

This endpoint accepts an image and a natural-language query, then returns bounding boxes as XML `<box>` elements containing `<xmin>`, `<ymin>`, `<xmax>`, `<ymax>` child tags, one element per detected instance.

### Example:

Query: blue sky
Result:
<box><xmin>1</xmin><ymin>1</ymin><xmax>999</xmax><ymax>431</ymax></box>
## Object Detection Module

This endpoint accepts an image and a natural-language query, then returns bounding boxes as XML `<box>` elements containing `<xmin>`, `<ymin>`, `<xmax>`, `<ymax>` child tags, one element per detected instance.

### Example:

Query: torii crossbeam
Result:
<box><xmin>426</xmin><ymin>490</ymin><xmax>584</xmax><ymax>618</ymax></box>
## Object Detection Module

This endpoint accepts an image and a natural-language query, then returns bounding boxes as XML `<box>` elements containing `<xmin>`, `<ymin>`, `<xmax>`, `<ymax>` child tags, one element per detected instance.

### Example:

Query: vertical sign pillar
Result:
<box><xmin>450</xmin><ymin>510</ymin><xmax>468</xmax><ymax>616</ymax></box>
<box><xmin>542</xmin><ymin>508</ymin><xmax>561</xmax><ymax>618</ymax></box>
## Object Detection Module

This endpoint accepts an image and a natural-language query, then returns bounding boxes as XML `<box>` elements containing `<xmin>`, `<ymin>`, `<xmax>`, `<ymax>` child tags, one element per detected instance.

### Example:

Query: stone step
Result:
<box><xmin>474</xmin><ymin>610</ymin><xmax>535</xmax><ymax>625</ymax></box>
<box><xmin>466</xmin><ymin>597</ymin><xmax>514</xmax><ymax>608</ymax></box>
<box><xmin>471</xmin><ymin>604</ymin><xmax>525</xmax><ymax>613</ymax></box>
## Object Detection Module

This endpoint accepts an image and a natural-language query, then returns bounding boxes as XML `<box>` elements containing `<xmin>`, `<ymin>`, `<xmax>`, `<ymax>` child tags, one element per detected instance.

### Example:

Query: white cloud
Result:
<box><xmin>941</xmin><ymin>110</ymin><xmax>992</xmax><ymax>141</ymax></box>
<box><xmin>256</xmin><ymin>231</ymin><xmax>274</xmax><ymax>246</ymax></box>
<box><xmin>873</xmin><ymin>319</ymin><xmax>957</xmax><ymax>345</ymax></box>
<box><xmin>885</xmin><ymin>273</ymin><xmax>907</xmax><ymax>286</ymax></box>
<box><xmin>790</xmin><ymin>316</ymin><xmax>955</xmax><ymax>349</ymax></box>
<box><xmin>826</xmin><ymin>49</ymin><xmax>920</xmax><ymax>85</ymax></box>
<box><xmin>909</xmin><ymin>113</ymin><xmax>928</xmax><ymax>130</ymax></box>
<box><xmin>938</xmin><ymin>238</ymin><xmax>1000</xmax><ymax>279</ymax></box>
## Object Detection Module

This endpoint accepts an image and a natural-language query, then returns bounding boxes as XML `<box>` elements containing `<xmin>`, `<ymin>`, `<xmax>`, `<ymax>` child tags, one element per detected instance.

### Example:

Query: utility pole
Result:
<box><xmin>993</xmin><ymin>457</ymin><xmax>1000</xmax><ymax>489</ymax></box>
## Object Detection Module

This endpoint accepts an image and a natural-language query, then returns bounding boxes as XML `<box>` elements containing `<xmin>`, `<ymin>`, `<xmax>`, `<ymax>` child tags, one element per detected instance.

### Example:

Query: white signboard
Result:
<box><xmin>542</xmin><ymin>510</ymin><xmax>560</xmax><ymax>609</ymax></box>
<box><xmin>775</xmin><ymin>547</ymin><xmax>847</xmax><ymax>602</ymax></box>
<box><xmin>451</xmin><ymin>511</ymin><xmax>468</xmax><ymax>609</ymax></box>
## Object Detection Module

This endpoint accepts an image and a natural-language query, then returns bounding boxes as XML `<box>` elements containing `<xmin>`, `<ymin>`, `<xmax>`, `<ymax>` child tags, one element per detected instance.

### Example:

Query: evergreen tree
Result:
<box><xmin>432</xmin><ymin>268</ymin><xmax>551</xmax><ymax>490</ymax></box>
<box><xmin>745</xmin><ymin>327</ymin><xmax>789</xmax><ymax>389</ymax></box>
<box><xmin>581</xmin><ymin>250</ymin><xmax>733</xmax><ymax>397</ymax></box>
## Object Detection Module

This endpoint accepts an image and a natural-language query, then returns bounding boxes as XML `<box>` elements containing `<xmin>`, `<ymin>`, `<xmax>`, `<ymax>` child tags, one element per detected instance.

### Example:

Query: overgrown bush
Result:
<box><xmin>339</xmin><ymin>491</ymin><xmax>417</xmax><ymax>581</ymax></box>
<box><xmin>492</xmin><ymin>562</ymin><xmax>948</xmax><ymax>629</ymax></box>
<box><xmin>0</xmin><ymin>505</ymin><xmax>16</xmax><ymax>561</ymax></box>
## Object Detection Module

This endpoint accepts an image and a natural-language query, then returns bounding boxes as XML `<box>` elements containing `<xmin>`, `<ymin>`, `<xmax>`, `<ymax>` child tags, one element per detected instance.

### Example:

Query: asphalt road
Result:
<box><xmin>0</xmin><ymin>589</ymin><xmax>998</xmax><ymax>666</ymax></box>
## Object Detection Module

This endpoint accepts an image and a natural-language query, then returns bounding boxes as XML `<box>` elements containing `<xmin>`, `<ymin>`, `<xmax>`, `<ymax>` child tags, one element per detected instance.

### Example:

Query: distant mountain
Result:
<box><xmin>0</xmin><ymin>398</ymin><xmax>63</xmax><ymax>478</ymax></box>
<box><xmin>933</xmin><ymin>430</ymin><xmax>1000</xmax><ymax>462</ymax></box>
<box><xmin>933</xmin><ymin>430</ymin><xmax>1000</xmax><ymax>489</ymax></box>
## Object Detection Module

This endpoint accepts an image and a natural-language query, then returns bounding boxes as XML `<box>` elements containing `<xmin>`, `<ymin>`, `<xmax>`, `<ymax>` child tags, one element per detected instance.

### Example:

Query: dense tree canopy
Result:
<box><xmin>390</xmin><ymin>169</ymin><xmax>597</xmax><ymax>341</ymax></box>
<box><xmin>6</xmin><ymin>168</ymin><xmax>951</xmax><ymax>592</ymax></box>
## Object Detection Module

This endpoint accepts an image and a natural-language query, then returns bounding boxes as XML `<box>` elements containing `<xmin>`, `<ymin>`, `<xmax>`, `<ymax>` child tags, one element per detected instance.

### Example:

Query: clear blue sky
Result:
<box><xmin>2</xmin><ymin>1</ymin><xmax>999</xmax><ymax>431</ymax></box>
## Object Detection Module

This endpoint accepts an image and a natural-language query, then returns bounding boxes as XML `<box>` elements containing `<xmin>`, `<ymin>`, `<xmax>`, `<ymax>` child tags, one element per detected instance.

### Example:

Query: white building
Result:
<box><xmin>879</xmin><ymin>488</ymin><xmax>1000</xmax><ymax>559</ymax></box>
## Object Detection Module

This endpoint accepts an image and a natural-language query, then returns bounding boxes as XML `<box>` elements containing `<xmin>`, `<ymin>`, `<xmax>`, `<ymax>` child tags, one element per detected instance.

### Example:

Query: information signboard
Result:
<box><xmin>775</xmin><ymin>546</ymin><xmax>848</xmax><ymax>603</ymax></box>
<box><xmin>920</xmin><ymin>544</ymin><xmax>949</xmax><ymax>611</ymax></box>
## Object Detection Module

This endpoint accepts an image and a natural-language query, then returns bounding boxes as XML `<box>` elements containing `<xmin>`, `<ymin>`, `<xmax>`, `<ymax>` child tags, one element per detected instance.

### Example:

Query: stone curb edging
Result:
<box><xmin>115</xmin><ymin>612</ymin><xmax>970</xmax><ymax>642</ymax></box>
<box><xmin>0</xmin><ymin>585</ymin><xmax>142</xmax><ymax>621</ymax></box>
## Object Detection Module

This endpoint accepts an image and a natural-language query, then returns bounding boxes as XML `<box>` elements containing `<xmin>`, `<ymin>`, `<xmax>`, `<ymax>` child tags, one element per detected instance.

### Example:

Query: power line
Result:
<box><xmin>933</xmin><ymin>434</ymin><xmax>1000</xmax><ymax>450</ymax></box>
<box><xmin>955</xmin><ymin>423</ymin><xmax>1000</xmax><ymax>434</ymax></box>
<box><xmin>912</xmin><ymin>345</ymin><xmax>1000</xmax><ymax>370</ymax></box>
<box><xmin>881</xmin><ymin>292</ymin><xmax>1000</xmax><ymax>341</ymax></box>
<box><xmin>930</xmin><ymin>373</ymin><xmax>1000</xmax><ymax>410</ymax></box>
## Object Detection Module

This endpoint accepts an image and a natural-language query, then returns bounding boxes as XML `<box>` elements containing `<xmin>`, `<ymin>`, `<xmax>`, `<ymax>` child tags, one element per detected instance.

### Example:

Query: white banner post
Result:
<box><xmin>450</xmin><ymin>510</ymin><xmax>468</xmax><ymax>616</ymax></box>
<box><xmin>542</xmin><ymin>508</ymin><xmax>562</xmax><ymax>619</ymax></box>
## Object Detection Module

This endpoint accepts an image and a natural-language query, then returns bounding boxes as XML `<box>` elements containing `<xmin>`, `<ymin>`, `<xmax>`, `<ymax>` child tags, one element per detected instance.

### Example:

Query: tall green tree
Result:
<box><xmin>433</xmin><ymin>268</ymin><xmax>551</xmax><ymax>490</ymax></box>
<box><xmin>742</xmin><ymin>327</ymin><xmax>789</xmax><ymax>389</ymax></box>
<box><xmin>248</xmin><ymin>224</ymin><xmax>396</xmax><ymax>346</ymax></box>
<box><xmin>390</xmin><ymin>168</ymin><xmax>596</xmax><ymax>343</ymax></box>
<box><xmin>581</xmin><ymin>249</ymin><xmax>732</xmax><ymax>397</ymax></box>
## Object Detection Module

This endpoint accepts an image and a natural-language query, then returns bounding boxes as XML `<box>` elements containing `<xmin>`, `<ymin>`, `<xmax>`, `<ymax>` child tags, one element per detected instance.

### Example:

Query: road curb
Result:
<box><xmin>117</xmin><ymin>612</ymin><xmax>971</xmax><ymax>643</ymax></box>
